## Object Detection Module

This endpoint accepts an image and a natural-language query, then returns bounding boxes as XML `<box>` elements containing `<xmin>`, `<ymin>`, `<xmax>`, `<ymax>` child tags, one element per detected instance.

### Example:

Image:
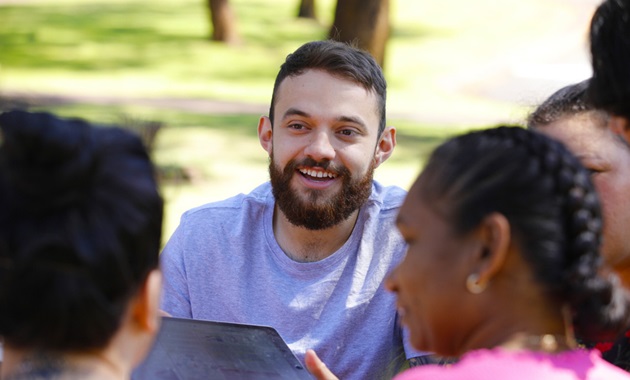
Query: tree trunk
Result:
<box><xmin>328</xmin><ymin>0</ymin><xmax>389</xmax><ymax>68</ymax></box>
<box><xmin>297</xmin><ymin>0</ymin><xmax>317</xmax><ymax>19</ymax></box>
<box><xmin>207</xmin><ymin>0</ymin><xmax>239</xmax><ymax>44</ymax></box>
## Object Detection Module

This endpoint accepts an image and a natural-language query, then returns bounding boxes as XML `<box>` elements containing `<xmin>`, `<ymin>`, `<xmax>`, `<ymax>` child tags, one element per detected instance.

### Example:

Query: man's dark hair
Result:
<box><xmin>0</xmin><ymin>110</ymin><xmax>163</xmax><ymax>351</ymax></box>
<box><xmin>269</xmin><ymin>40</ymin><xmax>387</xmax><ymax>136</ymax></box>
<box><xmin>589</xmin><ymin>0</ymin><xmax>630</xmax><ymax>118</ymax></box>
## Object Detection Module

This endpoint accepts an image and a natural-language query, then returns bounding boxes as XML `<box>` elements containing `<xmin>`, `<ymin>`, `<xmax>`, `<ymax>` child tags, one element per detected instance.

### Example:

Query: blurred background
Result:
<box><xmin>0</xmin><ymin>0</ymin><xmax>600</xmax><ymax>242</ymax></box>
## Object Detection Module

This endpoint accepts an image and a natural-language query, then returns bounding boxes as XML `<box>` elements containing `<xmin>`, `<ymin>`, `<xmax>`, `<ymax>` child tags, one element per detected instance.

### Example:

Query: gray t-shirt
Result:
<box><xmin>160</xmin><ymin>181</ymin><xmax>423</xmax><ymax>380</ymax></box>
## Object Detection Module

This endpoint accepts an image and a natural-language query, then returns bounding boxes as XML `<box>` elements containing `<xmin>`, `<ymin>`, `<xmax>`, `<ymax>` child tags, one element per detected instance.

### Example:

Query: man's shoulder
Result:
<box><xmin>369</xmin><ymin>181</ymin><xmax>407</xmax><ymax>211</ymax></box>
<box><xmin>181</xmin><ymin>182</ymin><xmax>272</xmax><ymax>221</ymax></box>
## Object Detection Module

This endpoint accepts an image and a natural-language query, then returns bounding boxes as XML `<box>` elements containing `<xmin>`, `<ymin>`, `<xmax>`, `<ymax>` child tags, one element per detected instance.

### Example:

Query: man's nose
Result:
<box><xmin>304</xmin><ymin>131</ymin><xmax>336</xmax><ymax>161</ymax></box>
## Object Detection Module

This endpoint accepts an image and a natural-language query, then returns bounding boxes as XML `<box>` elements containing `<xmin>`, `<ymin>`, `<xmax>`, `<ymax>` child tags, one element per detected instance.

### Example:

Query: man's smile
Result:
<box><xmin>298</xmin><ymin>167</ymin><xmax>338</xmax><ymax>180</ymax></box>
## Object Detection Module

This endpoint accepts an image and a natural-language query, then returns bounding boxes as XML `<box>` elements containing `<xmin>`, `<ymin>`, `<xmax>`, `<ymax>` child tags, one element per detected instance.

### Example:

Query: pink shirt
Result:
<box><xmin>394</xmin><ymin>349</ymin><xmax>630</xmax><ymax>380</ymax></box>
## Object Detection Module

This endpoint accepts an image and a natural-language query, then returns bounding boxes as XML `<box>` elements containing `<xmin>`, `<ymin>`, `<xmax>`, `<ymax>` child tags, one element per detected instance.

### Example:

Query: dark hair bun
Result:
<box><xmin>0</xmin><ymin>110</ymin><xmax>100</xmax><ymax>213</ymax></box>
<box><xmin>0</xmin><ymin>110</ymin><xmax>163</xmax><ymax>351</ymax></box>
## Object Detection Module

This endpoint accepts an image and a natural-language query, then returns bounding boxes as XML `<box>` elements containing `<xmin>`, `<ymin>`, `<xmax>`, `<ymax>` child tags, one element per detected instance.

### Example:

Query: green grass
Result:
<box><xmin>0</xmin><ymin>0</ymin><xmax>332</xmax><ymax>102</ymax></box>
<box><xmin>0</xmin><ymin>0</ymin><xmax>578</xmax><ymax>240</ymax></box>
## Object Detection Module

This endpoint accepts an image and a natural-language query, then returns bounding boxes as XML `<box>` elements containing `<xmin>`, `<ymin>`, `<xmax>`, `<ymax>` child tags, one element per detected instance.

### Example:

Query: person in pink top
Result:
<box><xmin>307</xmin><ymin>126</ymin><xmax>630</xmax><ymax>380</ymax></box>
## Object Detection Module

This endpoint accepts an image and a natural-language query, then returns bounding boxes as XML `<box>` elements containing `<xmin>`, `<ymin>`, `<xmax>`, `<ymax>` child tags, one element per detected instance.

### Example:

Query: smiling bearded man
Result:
<box><xmin>159</xmin><ymin>40</ymin><xmax>429</xmax><ymax>380</ymax></box>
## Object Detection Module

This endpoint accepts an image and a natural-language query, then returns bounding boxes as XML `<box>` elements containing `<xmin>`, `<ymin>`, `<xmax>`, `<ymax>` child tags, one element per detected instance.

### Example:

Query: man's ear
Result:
<box><xmin>258</xmin><ymin>116</ymin><xmax>273</xmax><ymax>155</ymax></box>
<box><xmin>608</xmin><ymin>115</ymin><xmax>630</xmax><ymax>146</ymax></box>
<box><xmin>374</xmin><ymin>125</ymin><xmax>396</xmax><ymax>168</ymax></box>
<box><xmin>471</xmin><ymin>212</ymin><xmax>511</xmax><ymax>287</ymax></box>
<box><xmin>131</xmin><ymin>269</ymin><xmax>163</xmax><ymax>333</ymax></box>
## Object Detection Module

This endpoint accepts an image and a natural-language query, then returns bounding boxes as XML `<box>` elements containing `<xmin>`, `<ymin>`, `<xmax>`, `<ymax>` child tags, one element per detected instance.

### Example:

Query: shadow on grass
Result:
<box><xmin>2</xmin><ymin>100</ymin><xmax>259</xmax><ymax>135</ymax></box>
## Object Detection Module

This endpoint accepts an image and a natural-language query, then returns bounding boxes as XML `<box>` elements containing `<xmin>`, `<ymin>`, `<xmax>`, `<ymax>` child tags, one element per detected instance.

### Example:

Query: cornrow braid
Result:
<box><xmin>418</xmin><ymin>125</ymin><xmax>629</xmax><ymax>342</ymax></box>
<box><xmin>485</xmin><ymin>128</ymin><xmax>616</xmax><ymax>339</ymax></box>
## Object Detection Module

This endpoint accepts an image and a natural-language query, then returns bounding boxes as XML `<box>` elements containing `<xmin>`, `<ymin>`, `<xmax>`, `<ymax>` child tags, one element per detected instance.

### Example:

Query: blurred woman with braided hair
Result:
<box><xmin>388</xmin><ymin>125</ymin><xmax>630</xmax><ymax>379</ymax></box>
<box><xmin>306</xmin><ymin>126</ymin><xmax>630</xmax><ymax>380</ymax></box>
<box><xmin>528</xmin><ymin>79</ymin><xmax>630</xmax><ymax>370</ymax></box>
<box><xmin>529</xmin><ymin>79</ymin><xmax>630</xmax><ymax>290</ymax></box>
<box><xmin>0</xmin><ymin>110</ymin><xmax>164</xmax><ymax>379</ymax></box>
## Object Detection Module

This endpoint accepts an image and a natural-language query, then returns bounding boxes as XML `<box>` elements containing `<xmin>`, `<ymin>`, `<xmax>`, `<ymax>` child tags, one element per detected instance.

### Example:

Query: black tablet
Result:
<box><xmin>132</xmin><ymin>317</ymin><xmax>313</xmax><ymax>379</ymax></box>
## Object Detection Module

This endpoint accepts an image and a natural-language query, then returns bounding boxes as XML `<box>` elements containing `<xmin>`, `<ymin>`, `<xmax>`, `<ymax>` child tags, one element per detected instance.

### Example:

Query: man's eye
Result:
<box><xmin>339</xmin><ymin>129</ymin><xmax>356</xmax><ymax>136</ymax></box>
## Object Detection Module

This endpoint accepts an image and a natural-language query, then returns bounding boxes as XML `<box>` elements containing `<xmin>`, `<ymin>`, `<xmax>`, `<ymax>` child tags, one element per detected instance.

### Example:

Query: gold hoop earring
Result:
<box><xmin>466</xmin><ymin>273</ymin><xmax>487</xmax><ymax>294</ymax></box>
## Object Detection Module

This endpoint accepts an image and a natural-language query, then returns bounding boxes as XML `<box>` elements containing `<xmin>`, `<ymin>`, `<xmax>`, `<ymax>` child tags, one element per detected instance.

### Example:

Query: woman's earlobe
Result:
<box><xmin>466</xmin><ymin>273</ymin><xmax>488</xmax><ymax>294</ymax></box>
<box><xmin>146</xmin><ymin>270</ymin><xmax>163</xmax><ymax>333</ymax></box>
<box><xmin>132</xmin><ymin>269</ymin><xmax>163</xmax><ymax>333</ymax></box>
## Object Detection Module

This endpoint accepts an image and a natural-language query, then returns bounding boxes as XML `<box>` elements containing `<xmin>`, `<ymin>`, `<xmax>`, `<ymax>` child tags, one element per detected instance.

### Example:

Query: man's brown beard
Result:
<box><xmin>269</xmin><ymin>155</ymin><xmax>375</xmax><ymax>230</ymax></box>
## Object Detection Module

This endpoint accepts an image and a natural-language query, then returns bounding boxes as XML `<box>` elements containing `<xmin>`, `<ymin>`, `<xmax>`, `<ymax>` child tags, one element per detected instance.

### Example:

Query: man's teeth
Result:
<box><xmin>300</xmin><ymin>168</ymin><xmax>337</xmax><ymax>179</ymax></box>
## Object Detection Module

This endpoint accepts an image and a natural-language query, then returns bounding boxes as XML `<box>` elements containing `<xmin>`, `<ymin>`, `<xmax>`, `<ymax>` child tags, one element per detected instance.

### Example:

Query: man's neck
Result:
<box><xmin>273</xmin><ymin>206</ymin><xmax>360</xmax><ymax>262</ymax></box>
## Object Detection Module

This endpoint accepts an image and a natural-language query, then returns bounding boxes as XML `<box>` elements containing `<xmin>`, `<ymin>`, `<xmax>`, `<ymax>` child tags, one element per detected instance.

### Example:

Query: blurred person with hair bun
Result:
<box><xmin>530</xmin><ymin>79</ymin><xmax>630</xmax><ymax>370</ymax></box>
<box><xmin>0</xmin><ymin>110</ymin><xmax>164</xmax><ymax>379</ymax></box>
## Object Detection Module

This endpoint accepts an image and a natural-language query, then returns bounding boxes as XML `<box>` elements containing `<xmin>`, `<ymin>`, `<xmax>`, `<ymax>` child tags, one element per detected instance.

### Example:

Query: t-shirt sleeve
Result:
<box><xmin>159</xmin><ymin>219</ymin><xmax>193</xmax><ymax>318</ymax></box>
